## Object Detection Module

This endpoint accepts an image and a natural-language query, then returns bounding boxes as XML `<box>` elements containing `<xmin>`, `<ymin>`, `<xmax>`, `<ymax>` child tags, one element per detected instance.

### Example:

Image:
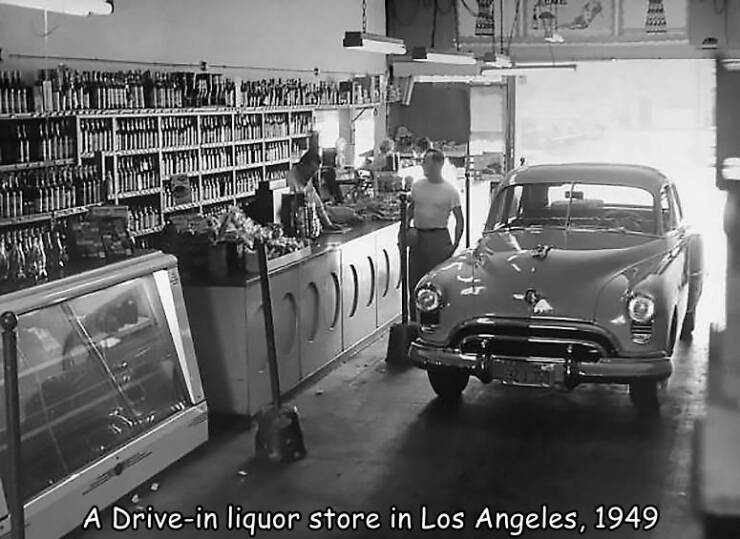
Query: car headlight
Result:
<box><xmin>628</xmin><ymin>294</ymin><xmax>655</xmax><ymax>324</ymax></box>
<box><xmin>416</xmin><ymin>285</ymin><xmax>442</xmax><ymax>313</ymax></box>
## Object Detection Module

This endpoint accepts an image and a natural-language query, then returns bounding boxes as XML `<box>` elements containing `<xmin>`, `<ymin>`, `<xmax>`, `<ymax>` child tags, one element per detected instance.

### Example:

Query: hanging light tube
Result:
<box><xmin>482</xmin><ymin>52</ymin><xmax>512</xmax><ymax>68</ymax></box>
<box><xmin>544</xmin><ymin>33</ymin><xmax>565</xmax><ymax>43</ymax></box>
<box><xmin>483</xmin><ymin>63</ymin><xmax>577</xmax><ymax>77</ymax></box>
<box><xmin>0</xmin><ymin>0</ymin><xmax>112</xmax><ymax>15</ymax></box>
<box><xmin>412</xmin><ymin>47</ymin><xmax>477</xmax><ymax>65</ymax></box>
<box><xmin>343</xmin><ymin>32</ymin><xmax>407</xmax><ymax>55</ymax></box>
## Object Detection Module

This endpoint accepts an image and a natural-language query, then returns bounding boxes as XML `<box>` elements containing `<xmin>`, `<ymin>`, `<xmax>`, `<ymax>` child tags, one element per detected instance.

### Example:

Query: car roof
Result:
<box><xmin>504</xmin><ymin>163</ymin><xmax>669</xmax><ymax>194</ymax></box>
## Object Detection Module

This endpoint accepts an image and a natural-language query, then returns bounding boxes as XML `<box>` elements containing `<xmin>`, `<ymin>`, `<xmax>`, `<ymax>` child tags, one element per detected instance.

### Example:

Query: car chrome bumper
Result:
<box><xmin>409</xmin><ymin>340</ymin><xmax>672</xmax><ymax>386</ymax></box>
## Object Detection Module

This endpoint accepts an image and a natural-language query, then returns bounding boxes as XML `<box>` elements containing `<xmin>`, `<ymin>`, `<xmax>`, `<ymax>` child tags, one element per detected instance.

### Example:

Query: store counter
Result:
<box><xmin>181</xmin><ymin>221</ymin><xmax>401</xmax><ymax>417</ymax></box>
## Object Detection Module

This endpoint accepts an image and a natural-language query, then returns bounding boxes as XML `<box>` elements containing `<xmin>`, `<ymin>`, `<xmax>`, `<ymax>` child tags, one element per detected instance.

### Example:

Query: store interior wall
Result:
<box><xmin>514</xmin><ymin>58</ymin><xmax>724</xmax><ymax>324</ymax></box>
<box><xmin>0</xmin><ymin>0</ymin><xmax>387</xmax><ymax>79</ymax></box>
<box><xmin>0</xmin><ymin>0</ymin><xmax>388</xmax><ymax>157</ymax></box>
<box><xmin>389</xmin><ymin>83</ymin><xmax>470</xmax><ymax>143</ymax></box>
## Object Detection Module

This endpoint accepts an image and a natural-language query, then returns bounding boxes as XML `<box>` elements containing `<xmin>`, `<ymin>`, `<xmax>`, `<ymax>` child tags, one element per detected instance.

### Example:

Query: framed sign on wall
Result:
<box><xmin>457</xmin><ymin>0</ymin><xmax>688</xmax><ymax>54</ymax></box>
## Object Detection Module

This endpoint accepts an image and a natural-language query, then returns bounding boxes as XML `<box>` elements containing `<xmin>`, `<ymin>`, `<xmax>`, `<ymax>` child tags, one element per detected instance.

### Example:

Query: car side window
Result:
<box><xmin>660</xmin><ymin>188</ymin><xmax>677</xmax><ymax>232</ymax></box>
<box><xmin>671</xmin><ymin>185</ymin><xmax>684</xmax><ymax>222</ymax></box>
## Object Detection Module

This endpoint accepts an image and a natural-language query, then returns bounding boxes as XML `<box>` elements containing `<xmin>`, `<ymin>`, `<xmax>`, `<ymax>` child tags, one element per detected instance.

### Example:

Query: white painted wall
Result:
<box><xmin>0</xmin><ymin>0</ymin><xmax>387</xmax><ymax>79</ymax></box>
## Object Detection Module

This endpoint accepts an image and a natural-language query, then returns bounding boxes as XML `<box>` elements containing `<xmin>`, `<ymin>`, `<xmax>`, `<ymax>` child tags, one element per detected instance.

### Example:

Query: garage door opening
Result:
<box><xmin>515</xmin><ymin>59</ymin><xmax>724</xmax><ymax>327</ymax></box>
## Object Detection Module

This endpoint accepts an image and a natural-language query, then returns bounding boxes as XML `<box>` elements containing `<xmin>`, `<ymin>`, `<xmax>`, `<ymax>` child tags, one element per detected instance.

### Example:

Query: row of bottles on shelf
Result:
<box><xmin>0</xmin><ymin>225</ymin><xmax>68</xmax><ymax>283</ymax></box>
<box><xmin>2</xmin><ymin>67</ymin><xmax>386</xmax><ymax>114</ymax></box>
<box><xmin>236</xmin><ymin>144</ymin><xmax>263</xmax><ymax>166</ymax></box>
<box><xmin>63</xmin><ymin>112</ymin><xmax>305</xmax><ymax>160</ymax></box>
<box><xmin>0</xmin><ymin>118</ymin><xmax>75</xmax><ymax>165</ymax></box>
<box><xmin>290</xmin><ymin>113</ymin><xmax>312</xmax><ymax>136</ymax></box>
<box><xmin>162</xmin><ymin>150</ymin><xmax>198</xmax><ymax>176</ymax></box>
<box><xmin>201</xmin><ymin>115</ymin><xmax>232</xmax><ymax>144</ymax></box>
<box><xmin>202</xmin><ymin>173</ymin><xmax>233</xmax><ymax>200</ymax></box>
<box><xmin>202</xmin><ymin>148</ymin><xmax>232</xmax><ymax>171</ymax></box>
<box><xmin>81</xmin><ymin>119</ymin><xmax>114</xmax><ymax>154</ymax></box>
<box><xmin>164</xmin><ymin>179</ymin><xmax>200</xmax><ymax>208</ymax></box>
<box><xmin>162</xmin><ymin>116</ymin><xmax>197</xmax><ymax>147</ymax></box>
<box><xmin>117</xmin><ymin>155</ymin><xmax>159</xmax><ymax>193</ymax></box>
<box><xmin>235</xmin><ymin>115</ymin><xmax>262</xmax><ymax>140</ymax></box>
<box><xmin>264</xmin><ymin>115</ymin><xmax>288</xmax><ymax>139</ymax></box>
<box><xmin>240</xmin><ymin>79</ymin><xmax>350</xmax><ymax>108</ymax></box>
<box><xmin>1</xmin><ymin>164</ymin><xmax>102</xmax><ymax>218</ymax></box>
<box><xmin>266</xmin><ymin>167</ymin><xmax>289</xmax><ymax>183</ymax></box>
<box><xmin>236</xmin><ymin>169</ymin><xmax>260</xmax><ymax>195</ymax></box>
<box><xmin>265</xmin><ymin>141</ymin><xmax>291</xmax><ymax>162</ymax></box>
<box><xmin>128</xmin><ymin>205</ymin><xmax>161</xmax><ymax>234</ymax></box>
<box><xmin>202</xmin><ymin>204</ymin><xmax>233</xmax><ymax>219</ymax></box>
<box><xmin>162</xmin><ymin>171</ymin><xmax>262</xmax><ymax>209</ymax></box>
<box><xmin>117</xmin><ymin>118</ymin><xmax>158</xmax><ymax>151</ymax></box>
<box><xmin>0</xmin><ymin>71</ymin><xmax>31</xmax><ymax>114</ymax></box>
<box><xmin>23</xmin><ymin>68</ymin><xmax>241</xmax><ymax>112</ymax></box>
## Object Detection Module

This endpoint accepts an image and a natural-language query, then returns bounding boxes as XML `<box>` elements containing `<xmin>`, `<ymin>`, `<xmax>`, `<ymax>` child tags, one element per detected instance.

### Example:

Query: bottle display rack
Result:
<box><xmin>0</xmin><ymin>106</ymin><xmax>349</xmax><ymax>235</ymax></box>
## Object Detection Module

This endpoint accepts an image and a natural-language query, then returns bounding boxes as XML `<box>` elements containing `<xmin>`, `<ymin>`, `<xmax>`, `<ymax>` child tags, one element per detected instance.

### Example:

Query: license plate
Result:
<box><xmin>491</xmin><ymin>360</ymin><xmax>563</xmax><ymax>388</ymax></box>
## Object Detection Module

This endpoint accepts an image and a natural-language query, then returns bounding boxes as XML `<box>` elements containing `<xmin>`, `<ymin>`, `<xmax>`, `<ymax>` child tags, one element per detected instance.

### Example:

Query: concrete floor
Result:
<box><xmin>70</xmin><ymin>274</ymin><xmax>721</xmax><ymax>539</ymax></box>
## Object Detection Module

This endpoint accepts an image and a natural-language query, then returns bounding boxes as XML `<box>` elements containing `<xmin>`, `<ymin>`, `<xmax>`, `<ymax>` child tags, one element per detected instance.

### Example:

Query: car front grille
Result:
<box><xmin>630</xmin><ymin>321</ymin><xmax>653</xmax><ymax>343</ymax></box>
<box><xmin>452</xmin><ymin>320</ymin><xmax>616</xmax><ymax>363</ymax></box>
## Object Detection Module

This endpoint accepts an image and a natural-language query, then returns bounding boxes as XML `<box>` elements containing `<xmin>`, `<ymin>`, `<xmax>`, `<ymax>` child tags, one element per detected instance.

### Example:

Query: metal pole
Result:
<box><xmin>1</xmin><ymin>311</ymin><xmax>24</xmax><ymax>539</ymax></box>
<box><xmin>256</xmin><ymin>241</ymin><xmax>281</xmax><ymax>409</ymax></box>
<box><xmin>399</xmin><ymin>193</ymin><xmax>409</xmax><ymax>326</ymax></box>
<box><xmin>465</xmin><ymin>143</ymin><xmax>471</xmax><ymax>249</ymax></box>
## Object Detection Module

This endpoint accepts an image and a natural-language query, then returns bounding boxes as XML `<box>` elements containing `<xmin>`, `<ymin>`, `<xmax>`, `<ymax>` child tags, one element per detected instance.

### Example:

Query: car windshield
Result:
<box><xmin>485</xmin><ymin>182</ymin><xmax>657</xmax><ymax>235</ymax></box>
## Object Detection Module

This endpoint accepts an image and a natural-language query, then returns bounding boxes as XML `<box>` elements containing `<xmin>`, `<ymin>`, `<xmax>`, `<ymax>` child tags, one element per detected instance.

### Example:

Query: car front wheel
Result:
<box><xmin>427</xmin><ymin>368</ymin><xmax>469</xmax><ymax>402</ymax></box>
<box><xmin>629</xmin><ymin>380</ymin><xmax>667</xmax><ymax>416</ymax></box>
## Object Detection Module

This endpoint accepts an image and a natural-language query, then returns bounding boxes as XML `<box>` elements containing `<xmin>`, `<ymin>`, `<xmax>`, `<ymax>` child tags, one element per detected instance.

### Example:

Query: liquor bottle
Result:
<box><xmin>46</xmin><ymin>226</ymin><xmax>66</xmax><ymax>275</ymax></box>
<box><xmin>8</xmin><ymin>231</ymin><xmax>26</xmax><ymax>281</ymax></box>
<box><xmin>0</xmin><ymin>236</ymin><xmax>8</xmax><ymax>281</ymax></box>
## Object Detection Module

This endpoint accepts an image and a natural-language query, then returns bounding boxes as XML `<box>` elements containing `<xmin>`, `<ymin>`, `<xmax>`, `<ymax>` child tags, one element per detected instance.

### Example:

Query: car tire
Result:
<box><xmin>680</xmin><ymin>311</ymin><xmax>695</xmax><ymax>342</ymax></box>
<box><xmin>629</xmin><ymin>380</ymin><xmax>667</xmax><ymax>416</ymax></box>
<box><xmin>427</xmin><ymin>369</ymin><xmax>469</xmax><ymax>402</ymax></box>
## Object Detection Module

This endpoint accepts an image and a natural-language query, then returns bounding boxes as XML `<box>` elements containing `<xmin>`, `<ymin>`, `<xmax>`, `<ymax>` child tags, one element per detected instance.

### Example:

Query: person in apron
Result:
<box><xmin>287</xmin><ymin>151</ymin><xmax>340</xmax><ymax>230</ymax></box>
<box><xmin>403</xmin><ymin>148</ymin><xmax>464</xmax><ymax>319</ymax></box>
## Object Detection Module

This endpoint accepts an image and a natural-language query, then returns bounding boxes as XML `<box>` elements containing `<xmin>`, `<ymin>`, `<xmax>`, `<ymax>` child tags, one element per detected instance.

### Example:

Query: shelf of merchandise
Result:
<box><xmin>0</xmin><ymin>158</ymin><xmax>76</xmax><ymax>172</ymax></box>
<box><xmin>130</xmin><ymin>224</ymin><xmax>164</xmax><ymax>238</ymax></box>
<box><xmin>117</xmin><ymin>187</ymin><xmax>162</xmax><ymax>200</ymax></box>
<box><xmin>0</xmin><ymin>102</ymin><xmax>383</xmax><ymax>234</ymax></box>
<box><xmin>0</xmin><ymin>203</ymin><xmax>101</xmax><ymax>228</ymax></box>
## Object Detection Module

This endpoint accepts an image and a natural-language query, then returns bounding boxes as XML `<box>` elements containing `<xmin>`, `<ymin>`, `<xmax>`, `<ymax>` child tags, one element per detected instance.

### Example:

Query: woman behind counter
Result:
<box><xmin>365</xmin><ymin>138</ymin><xmax>398</xmax><ymax>172</ymax></box>
<box><xmin>287</xmin><ymin>151</ymin><xmax>341</xmax><ymax>231</ymax></box>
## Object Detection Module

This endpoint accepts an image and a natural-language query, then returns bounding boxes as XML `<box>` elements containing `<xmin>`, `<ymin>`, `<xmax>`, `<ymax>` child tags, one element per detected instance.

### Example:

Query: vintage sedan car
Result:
<box><xmin>409</xmin><ymin>163</ymin><xmax>703</xmax><ymax>414</ymax></box>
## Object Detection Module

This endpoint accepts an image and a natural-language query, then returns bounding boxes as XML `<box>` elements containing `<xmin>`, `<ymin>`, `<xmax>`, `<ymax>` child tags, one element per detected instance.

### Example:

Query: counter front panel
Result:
<box><xmin>183</xmin><ymin>222</ymin><xmax>401</xmax><ymax>416</ymax></box>
<box><xmin>299</xmin><ymin>250</ymin><xmax>343</xmax><ymax>379</ymax></box>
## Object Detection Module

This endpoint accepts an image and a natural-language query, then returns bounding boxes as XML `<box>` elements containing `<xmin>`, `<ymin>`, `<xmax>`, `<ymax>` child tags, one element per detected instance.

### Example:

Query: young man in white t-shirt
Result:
<box><xmin>403</xmin><ymin>148</ymin><xmax>464</xmax><ymax>318</ymax></box>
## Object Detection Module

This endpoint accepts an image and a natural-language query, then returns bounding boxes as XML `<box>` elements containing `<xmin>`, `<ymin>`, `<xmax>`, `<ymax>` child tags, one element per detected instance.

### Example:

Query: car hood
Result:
<box><xmin>469</xmin><ymin>228</ymin><xmax>666</xmax><ymax>321</ymax></box>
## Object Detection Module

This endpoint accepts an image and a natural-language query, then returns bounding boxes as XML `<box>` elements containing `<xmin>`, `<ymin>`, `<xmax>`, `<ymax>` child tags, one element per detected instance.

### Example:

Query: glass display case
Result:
<box><xmin>0</xmin><ymin>252</ymin><xmax>207</xmax><ymax>539</ymax></box>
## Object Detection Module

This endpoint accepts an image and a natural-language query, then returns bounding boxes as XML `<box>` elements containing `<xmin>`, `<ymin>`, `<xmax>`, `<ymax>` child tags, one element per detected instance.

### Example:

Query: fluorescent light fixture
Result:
<box><xmin>0</xmin><ymin>0</ymin><xmax>112</xmax><ymax>15</ymax></box>
<box><xmin>482</xmin><ymin>52</ymin><xmax>512</xmax><ymax>68</ymax></box>
<box><xmin>722</xmin><ymin>59</ymin><xmax>740</xmax><ymax>71</ymax></box>
<box><xmin>414</xmin><ymin>74</ymin><xmax>501</xmax><ymax>84</ymax></box>
<box><xmin>343</xmin><ymin>32</ymin><xmax>406</xmax><ymax>55</ymax></box>
<box><xmin>483</xmin><ymin>63</ymin><xmax>577</xmax><ymax>77</ymax></box>
<box><xmin>412</xmin><ymin>47</ymin><xmax>477</xmax><ymax>65</ymax></box>
<box><xmin>722</xmin><ymin>157</ymin><xmax>740</xmax><ymax>181</ymax></box>
<box><xmin>544</xmin><ymin>33</ymin><xmax>565</xmax><ymax>43</ymax></box>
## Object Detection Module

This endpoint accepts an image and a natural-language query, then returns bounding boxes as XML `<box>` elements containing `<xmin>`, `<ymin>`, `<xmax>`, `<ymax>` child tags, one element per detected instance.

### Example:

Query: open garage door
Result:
<box><xmin>515</xmin><ymin>59</ymin><xmax>723</xmax><ymax>315</ymax></box>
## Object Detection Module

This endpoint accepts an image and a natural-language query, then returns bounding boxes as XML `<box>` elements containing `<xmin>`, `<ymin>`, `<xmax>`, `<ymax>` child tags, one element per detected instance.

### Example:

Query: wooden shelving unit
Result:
<box><xmin>0</xmin><ymin>102</ymin><xmax>383</xmax><ymax>236</ymax></box>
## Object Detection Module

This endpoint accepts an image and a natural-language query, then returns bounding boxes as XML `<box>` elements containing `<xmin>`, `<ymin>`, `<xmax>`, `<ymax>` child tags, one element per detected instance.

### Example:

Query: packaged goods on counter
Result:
<box><xmin>162</xmin><ymin>206</ymin><xmax>308</xmax><ymax>281</ymax></box>
<box><xmin>67</xmin><ymin>205</ymin><xmax>135</xmax><ymax>262</ymax></box>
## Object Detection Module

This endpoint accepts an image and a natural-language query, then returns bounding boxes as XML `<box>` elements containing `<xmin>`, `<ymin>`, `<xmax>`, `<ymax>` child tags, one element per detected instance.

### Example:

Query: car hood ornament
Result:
<box><xmin>530</xmin><ymin>244</ymin><xmax>552</xmax><ymax>259</ymax></box>
<box><xmin>513</xmin><ymin>288</ymin><xmax>554</xmax><ymax>315</ymax></box>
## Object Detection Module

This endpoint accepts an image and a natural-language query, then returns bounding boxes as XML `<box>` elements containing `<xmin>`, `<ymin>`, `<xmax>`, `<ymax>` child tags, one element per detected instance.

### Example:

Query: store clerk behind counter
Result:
<box><xmin>287</xmin><ymin>151</ymin><xmax>341</xmax><ymax>231</ymax></box>
<box><xmin>403</xmin><ymin>148</ymin><xmax>464</xmax><ymax>318</ymax></box>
